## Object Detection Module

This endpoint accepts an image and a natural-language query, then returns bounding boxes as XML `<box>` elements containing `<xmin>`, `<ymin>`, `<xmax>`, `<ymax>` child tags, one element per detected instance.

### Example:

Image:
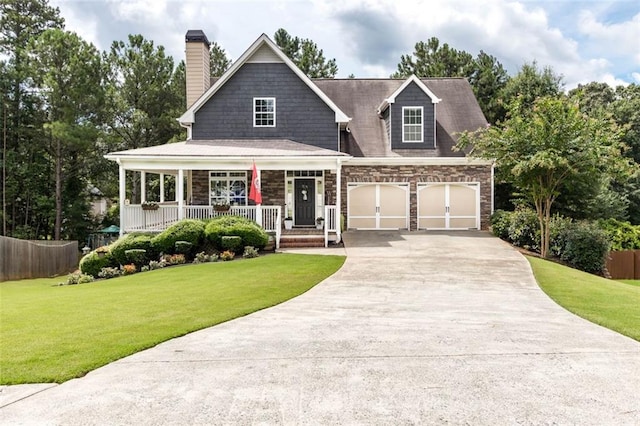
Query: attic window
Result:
<box><xmin>402</xmin><ymin>107</ymin><xmax>423</xmax><ymax>143</ymax></box>
<box><xmin>254</xmin><ymin>97</ymin><xmax>276</xmax><ymax>127</ymax></box>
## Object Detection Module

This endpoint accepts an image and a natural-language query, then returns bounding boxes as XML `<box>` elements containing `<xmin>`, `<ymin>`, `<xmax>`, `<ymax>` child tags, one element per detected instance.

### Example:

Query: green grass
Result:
<box><xmin>0</xmin><ymin>254</ymin><xmax>345</xmax><ymax>385</ymax></box>
<box><xmin>619</xmin><ymin>280</ymin><xmax>640</xmax><ymax>287</ymax></box>
<box><xmin>527</xmin><ymin>256</ymin><xmax>640</xmax><ymax>341</ymax></box>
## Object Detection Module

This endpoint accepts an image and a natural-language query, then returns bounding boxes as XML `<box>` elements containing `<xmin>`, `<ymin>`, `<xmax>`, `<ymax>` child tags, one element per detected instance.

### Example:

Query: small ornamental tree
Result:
<box><xmin>458</xmin><ymin>96</ymin><xmax>633</xmax><ymax>258</ymax></box>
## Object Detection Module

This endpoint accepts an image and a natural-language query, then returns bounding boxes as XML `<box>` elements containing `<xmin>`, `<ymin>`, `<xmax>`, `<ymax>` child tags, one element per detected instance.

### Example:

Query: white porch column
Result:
<box><xmin>177</xmin><ymin>169</ymin><xmax>184</xmax><ymax>220</ymax></box>
<box><xmin>159</xmin><ymin>173</ymin><xmax>165</xmax><ymax>203</ymax></box>
<box><xmin>187</xmin><ymin>170</ymin><xmax>193</xmax><ymax>205</ymax></box>
<box><xmin>140</xmin><ymin>171</ymin><xmax>146</xmax><ymax>203</ymax></box>
<box><xmin>119</xmin><ymin>165</ymin><xmax>126</xmax><ymax>237</ymax></box>
<box><xmin>336</xmin><ymin>159</ymin><xmax>342</xmax><ymax>242</ymax></box>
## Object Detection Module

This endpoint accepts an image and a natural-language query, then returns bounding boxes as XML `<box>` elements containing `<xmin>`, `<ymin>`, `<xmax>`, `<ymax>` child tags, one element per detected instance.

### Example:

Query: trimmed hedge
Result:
<box><xmin>221</xmin><ymin>236</ymin><xmax>243</xmax><ymax>253</ymax></box>
<box><xmin>110</xmin><ymin>233</ymin><xmax>156</xmax><ymax>266</ymax></box>
<box><xmin>204</xmin><ymin>215</ymin><xmax>268</xmax><ymax>251</ymax></box>
<box><xmin>124</xmin><ymin>249</ymin><xmax>148</xmax><ymax>267</ymax></box>
<box><xmin>79</xmin><ymin>250</ymin><xmax>114</xmax><ymax>278</ymax></box>
<box><xmin>151</xmin><ymin>220</ymin><xmax>205</xmax><ymax>255</ymax></box>
<box><xmin>174</xmin><ymin>241</ymin><xmax>194</xmax><ymax>256</ymax></box>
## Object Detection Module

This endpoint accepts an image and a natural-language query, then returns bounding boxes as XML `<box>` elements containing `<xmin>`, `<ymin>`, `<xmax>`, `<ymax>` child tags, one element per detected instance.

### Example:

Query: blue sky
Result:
<box><xmin>51</xmin><ymin>0</ymin><xmax>639</xmax><ymax>89</ymax></box>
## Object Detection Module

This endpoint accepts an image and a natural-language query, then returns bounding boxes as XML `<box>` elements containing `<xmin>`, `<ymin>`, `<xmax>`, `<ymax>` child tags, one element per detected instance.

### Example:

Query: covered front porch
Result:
<box><xmin>105</xmin><ymin>139</ymin><xmax>349</xmax><ymax>248</ymax></box>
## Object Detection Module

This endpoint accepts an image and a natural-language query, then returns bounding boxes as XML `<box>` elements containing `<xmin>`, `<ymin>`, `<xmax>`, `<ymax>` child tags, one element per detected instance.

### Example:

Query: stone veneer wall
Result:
<box><xmin>191</xmin><ymin>170</ymin><xmax>209</xmax><ymax>205</ymax></box>
<box><xmin>341</xmin><ymin>164</ymin><xmax>492</xmax><ymax>230</ymax></box>
<box><xmin>260</xmin><ymin>170</ymin><xmax>285</xmax><ymax>206</ymax></box>
<box><xmin>191</xmin><ymin>170</ymin><xmax>346</xmax><ymax>210</ymax></box>
<box><xmin>190</xmin><ymin>169</ymin><xmax>286</xmax><ymax>207</ymax></box>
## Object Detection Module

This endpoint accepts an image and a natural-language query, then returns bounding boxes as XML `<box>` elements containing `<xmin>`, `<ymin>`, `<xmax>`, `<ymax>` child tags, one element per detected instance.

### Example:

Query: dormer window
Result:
<box><xmin>402</xmin><ymin>106</ymin><xmax>423</xmax><ymax>142</ymax></box>
<box><xmin>254</xmin><ymin>97</ymin><xmax>276</xmax><ymax>127</ymax></box>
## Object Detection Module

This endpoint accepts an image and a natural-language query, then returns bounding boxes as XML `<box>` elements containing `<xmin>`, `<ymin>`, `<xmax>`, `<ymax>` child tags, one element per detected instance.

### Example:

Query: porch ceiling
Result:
<box><xmin>105</xmin><ymin>139</ymin><xmax>350</xmax><ymax>172</ymax></box>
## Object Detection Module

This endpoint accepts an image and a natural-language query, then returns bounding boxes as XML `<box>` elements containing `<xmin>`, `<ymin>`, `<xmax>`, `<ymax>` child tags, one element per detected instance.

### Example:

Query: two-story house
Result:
<box><xmin>106</xmin><ymin>31</ymin><xmax>493</xmax><ymax>248</ymax></box>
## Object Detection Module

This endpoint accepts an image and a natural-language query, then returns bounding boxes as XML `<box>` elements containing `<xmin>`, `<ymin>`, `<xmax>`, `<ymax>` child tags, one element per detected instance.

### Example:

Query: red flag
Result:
<box><xmin>249</xmin><ymin>162</ymin><xmax>262</xmax><ymax>204</ymax></box>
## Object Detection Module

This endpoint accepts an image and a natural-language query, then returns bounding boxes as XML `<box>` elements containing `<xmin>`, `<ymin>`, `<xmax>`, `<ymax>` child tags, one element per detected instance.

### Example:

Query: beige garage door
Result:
<box><xmin>418</xmin><ymin>183</ymin><xmax>479</xmax><ymax>230</ymax></box>
<box><xmin>348</xmin><ymin>183</ymin><xmax>409</xmax><ymax>229</ymax></box>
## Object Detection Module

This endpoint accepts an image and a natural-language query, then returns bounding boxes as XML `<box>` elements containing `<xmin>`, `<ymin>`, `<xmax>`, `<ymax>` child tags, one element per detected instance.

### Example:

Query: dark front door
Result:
<box><xmin>294</xmin><ymin>178</ymin><xmax>315</xmax><ymax>226</ymax></box>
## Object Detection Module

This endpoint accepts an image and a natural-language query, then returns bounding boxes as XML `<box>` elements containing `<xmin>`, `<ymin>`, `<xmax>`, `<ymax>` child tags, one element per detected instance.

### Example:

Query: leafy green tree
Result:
<box><xmin>392</xmin><ymin>38</ymin><xmax>508</xmax><ymax>124</ymax></box>
<box><xmin>103</xmin><ymin>34</ymin><xmax>184</xmax><ymax>203</ymax></box>
<box><xmin>569</xmin><ymin>82</ymin><xmax>640</xmax><ymax>223</ymax></box>
<box><xmin>274</xmin><ymin>28</ymin><xmax>338</xmax><ymax>78</ymax></box>
<box><xmin>0</xmin><ymin>0</ymin><xmax>64</xmax><ymax>238</ymax></box>
<box><xmin>498</xmin><ymin>61</ymin><xmax>563</xmax><ymax>115</ymax></box>
<box><xmin>469</xmin><ymin>51</ymin><xmax>509</xmax><ymax>124</ymax></box>
<box><xmin>458</xmin><ymin>96</ymin><xmax>633</xmax><ymax>258</ymax></box>
<box><xmin>210</xmin><ymin>41</ymin><xmax>231</xmax><ymax>77</ymax></box>
<box><xmin>392</xmin><ymin>37</ymin><xmax>475</xmax><ymax>79</ymax></box>
<box><xmin>29</xmin><ymin>29</ymin><xmax>104</xmax><ymax>240</ymax></box>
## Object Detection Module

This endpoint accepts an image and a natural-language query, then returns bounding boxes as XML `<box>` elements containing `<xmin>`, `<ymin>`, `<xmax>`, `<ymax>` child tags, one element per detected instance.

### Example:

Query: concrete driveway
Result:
<box><xmin>2</xmin><ymin>231</ymin><xmax>639</xmax><ymax>424</ymax></box>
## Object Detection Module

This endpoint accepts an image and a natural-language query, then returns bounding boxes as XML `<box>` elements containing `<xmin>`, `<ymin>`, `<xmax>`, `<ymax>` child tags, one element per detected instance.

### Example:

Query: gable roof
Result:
<box><xmin>314</xmin><ymin>77</ymin><xmax>487</xmax><ymax>157</ymax></box>
<box><xmin>179</xmin><ymin>34</ymin><xmax>350</xmax><ymax>126</ymax></box>
<box><xmin>377</xmin><ymin>75</ymin><xmax>441</xmax><ymax>114</ymax></box>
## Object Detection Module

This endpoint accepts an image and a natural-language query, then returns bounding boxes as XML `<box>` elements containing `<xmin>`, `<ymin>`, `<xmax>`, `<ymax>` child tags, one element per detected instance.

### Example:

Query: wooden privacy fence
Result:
<box><xmin>606</xmin><ymin>250</ymin><xmax>640</xmax><ymax>280</ymax></box>
<box><xmin>0</xmin><ymin>236</ymin><xmax>78</xmax><ymax>281</ymax></box>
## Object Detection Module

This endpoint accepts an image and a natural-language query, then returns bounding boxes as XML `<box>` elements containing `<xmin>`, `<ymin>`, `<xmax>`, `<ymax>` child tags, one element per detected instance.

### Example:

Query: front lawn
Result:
<box><xmin>619</xmin><ymin>280</ymin><xmax>640</xmax><ymax>287</ymax></box>
<box><xmin>0</xmin><ymin>254</ymin><xmax>345</xmax><ymax>384</ymax></box>
<box><xmin>527</xmin><ymin>256</ymin><xmax>640</xmax><ymax>341</ymax></box>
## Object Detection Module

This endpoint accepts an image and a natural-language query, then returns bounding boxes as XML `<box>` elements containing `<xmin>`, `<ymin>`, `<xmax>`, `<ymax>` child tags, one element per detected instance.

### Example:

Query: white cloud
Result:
<box><xmin>49</xmin><ymin>0</ymin><xmax>638</xmax><ymax>88</ymax></box>
<box><xmin>578</xmin><ymin>10</ymin><xmax>640</xmax><ymax>65</ymax></box>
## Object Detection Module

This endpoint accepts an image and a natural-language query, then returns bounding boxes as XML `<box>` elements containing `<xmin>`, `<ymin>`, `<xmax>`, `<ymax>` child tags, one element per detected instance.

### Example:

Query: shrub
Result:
<box><xmin>221</xmin><ymin>236</ymin><xmax>243</xmax><ymax>253</ymax></box>
<box><xmin>152</xmin><ymin>220</ymin><xmax>205</xmax><ymax>255</ymax></box>
<box><xmin>243</xmin><ymin>246</ymin><xmax>259</xmax><ymax>258</ymax></box>
<box><xmin>548</xmin><ymin>214</ymin><xmax>574</xmax><ymax>257</ymax></box>
<box><xmin>63</xmin><ymin>272</ymin><xmax>95</xmax><ymax>285</ymax></box>
<box><xmin>98</xmin><ymin>267</ymin><xmax>122</xmax><ymax>279</ymax></box>
<box><xmin>79</xmin><ymin>249</ymin><xmax>114</xmax><ymax>278</ymax></box>
<box><xmin>124</xmin><ymin>249</ymin><xmax>147</xmax><ymax>267</ymax></box>
<box><xmin>174</xmin><ymin>241</ymin><xmax>194</xmax><ymax>256</ymax></box>
<box><xmin>561</xmin><ymin>221</ymin><xmax>610</xmax><ymax>274</ymax></box>
<box><xmin>162</xmin><ymin>254</ymin><xmax>186</xmax><ymax>265</ymax></box>
<box><xmin>193</xmin><ymin>251</ymin><xmax>218</xmax><ymax>264</ymax></box>
<box><xmin>148</xmin><ymin>260</ymin><xmax>167</xmax><ymax>270</ymax></box>
<box><xmin>141</xmin><ymin>266</ymin><xmax>150</xmax><ymax>272</ymax></box>
<box><xmin>490</xmin><ymin>210</ymin><xmax>512</xmax><ymax>241</ymax></box>
<box><xmin>110</xmin><ymin>233</ymin><xmax>156</xmax><ymax>266</ymax></box>
<box><xmin>204</xmin><ymin>215</ymin><xmax>268</xmax><ymax>251</ymax></box>
<box><xmin>122</xmin><ymin>264</ymin><xmax>137</xmax><ymax>275</ymax></box>
<box><xmin>507</xmin><ymin>207</ymin><xmax>540</xmax><ymax>251</ymax></box>
<box><xmin>220</xmin><ymin>250</ymin><xmax>235</xmax><ymax>261</ymax></box>
<box><xmin>597</xmin><ymin>218</ymin><xmax>640</xmax><ymax>251</ymax></box>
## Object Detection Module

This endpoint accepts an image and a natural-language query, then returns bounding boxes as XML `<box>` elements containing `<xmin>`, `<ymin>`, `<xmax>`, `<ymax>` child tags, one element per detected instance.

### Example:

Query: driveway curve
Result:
<box><xmin>2</xmin><ymin>231</ymin><xmax>639</xmax><ymax>424</ymax></box>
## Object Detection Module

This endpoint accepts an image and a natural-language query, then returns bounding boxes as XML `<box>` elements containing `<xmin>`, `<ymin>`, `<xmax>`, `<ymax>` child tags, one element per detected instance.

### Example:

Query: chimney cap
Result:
<box><xmin>185</xmin><ymin>30</ymin><xmax>210</xmax><ymax>47</ymax></box>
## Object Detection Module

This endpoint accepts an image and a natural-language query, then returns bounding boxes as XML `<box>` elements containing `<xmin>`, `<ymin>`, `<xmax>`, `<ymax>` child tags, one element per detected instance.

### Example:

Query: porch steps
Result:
<box><xmin>279</xmin><ymin>228</ymin><xmax>325</xmax><ymax>248</ymax></box>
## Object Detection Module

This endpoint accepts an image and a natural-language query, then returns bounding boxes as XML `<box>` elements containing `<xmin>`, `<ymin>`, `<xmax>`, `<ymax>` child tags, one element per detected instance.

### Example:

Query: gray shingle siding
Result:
<box><xmin>390</xmin><ymin>82</ymin><xmax>435</xmax><ymax>149</ymax></box>
<box><xmin>192</xmin><ymin>63</ymin><xmax>338</xmax><ymax>151</ymax></box>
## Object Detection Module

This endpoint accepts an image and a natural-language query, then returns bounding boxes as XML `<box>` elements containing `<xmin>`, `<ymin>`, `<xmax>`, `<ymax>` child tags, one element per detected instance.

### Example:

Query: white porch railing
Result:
<box><xmin>123</xmin><ymin>205</ymin><xmax>282</xmax><ymax>249</ymax></box>
<box><xmin>123</xmin><ymin>205</ymin><xmax>180</xmax><ymax>232</ymax></box>
<box><xmin>324</xmin><ymin>205</ymin><xmax>340</xmax><ymax>247</ymax></box>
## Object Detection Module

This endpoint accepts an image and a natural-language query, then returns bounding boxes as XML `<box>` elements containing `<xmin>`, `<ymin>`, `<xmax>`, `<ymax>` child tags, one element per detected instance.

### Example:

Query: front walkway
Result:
<box><xmin>1</xmin><ymin>231</ymin><xmax>639</xmax><ymax>424</ymax></box>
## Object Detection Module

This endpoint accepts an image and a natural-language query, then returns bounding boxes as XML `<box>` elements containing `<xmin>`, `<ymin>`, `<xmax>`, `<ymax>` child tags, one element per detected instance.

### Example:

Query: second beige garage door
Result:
<box><xmin>348</xmin><ymin>183</ymin><xmax>409</xmax><ymax>229</ymax></box>
<box><xmin>418</xmin><ymin>183</ymin><xmax>479</xmax><ymax>230</ymax></box>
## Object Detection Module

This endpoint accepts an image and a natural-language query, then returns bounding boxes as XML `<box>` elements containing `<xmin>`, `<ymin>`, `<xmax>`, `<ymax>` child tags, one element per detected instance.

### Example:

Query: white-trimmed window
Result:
<box><xmin>402</xmin><ymin>106</ymin><xmax>423</xmax><ymax>142</ymax></box>
<box><xmin>210</xmin><ymin>171</ymin><xmax>247</xmax><ymax>205</ymax></box>
<box><xmin>254</xmin><ymin>97</ymin><xmax>276</xmax><ymax>127</ymax></box>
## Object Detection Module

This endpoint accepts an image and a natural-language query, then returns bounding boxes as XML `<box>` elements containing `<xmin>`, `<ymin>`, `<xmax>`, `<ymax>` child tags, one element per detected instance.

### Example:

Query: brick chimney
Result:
<box><xmin>185</xmin><ymin>30</ymin><xmax>211</xmax><ymax>108</ymax></box>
